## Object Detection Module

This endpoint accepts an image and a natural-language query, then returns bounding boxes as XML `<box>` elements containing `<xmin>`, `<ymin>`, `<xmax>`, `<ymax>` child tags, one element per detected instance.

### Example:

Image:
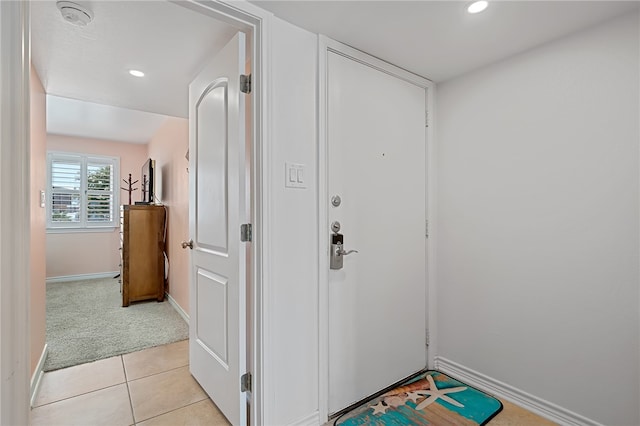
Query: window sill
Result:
<box><xmin>47</xmin><ymin>226</ymin><xmax>118</xmax><ymax>234</ymax></box>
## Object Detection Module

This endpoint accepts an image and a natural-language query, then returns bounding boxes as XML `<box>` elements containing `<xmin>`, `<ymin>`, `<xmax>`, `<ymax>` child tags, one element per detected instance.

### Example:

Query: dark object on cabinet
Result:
<box><xmin>122</xmin><ymin>205</ymin><xmax>166</xmax><ymax>307</ymax></box>
<box><xmin>140</xmin><ymin>158</ymin><xmax>155</xmax><ymax>204</ymax></box>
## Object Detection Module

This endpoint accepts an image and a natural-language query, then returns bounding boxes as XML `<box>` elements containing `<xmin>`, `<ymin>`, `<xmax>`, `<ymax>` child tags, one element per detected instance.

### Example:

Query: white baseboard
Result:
<box><xmin>166</xmin><ymin>292</ymin><xmax>189</xmax><ymax>325</ymax></box>
<box><xmin>287</xmin><ymin>411</ymin><xmax>319</xmax><ymax>426</ymax></box>
<box><xmin>30</xmin><ymin>344</ymin><xmax>48</xmax><ymax>407</ymax></box>
<box><xmin>46</xmin><ymin>271</ymin><xmax>120</xmax><ymax>283</ymax></box>
<box><xmin>434</xmin><ymin>357</ymin><xmax>602</xmax><ymax>426</ymax></box>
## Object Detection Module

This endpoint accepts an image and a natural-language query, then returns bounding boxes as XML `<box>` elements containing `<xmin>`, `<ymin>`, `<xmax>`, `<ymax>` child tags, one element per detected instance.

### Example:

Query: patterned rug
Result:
<box><xmin>335</xmin><ymin>371</ymin><xmax>503</xmax><ymax>425</ymax></box>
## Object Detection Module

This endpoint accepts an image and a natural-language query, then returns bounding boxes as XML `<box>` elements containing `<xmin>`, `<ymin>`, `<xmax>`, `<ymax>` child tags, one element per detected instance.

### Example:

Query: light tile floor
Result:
<box><xmin>32</xmin><ymin>340</ymin><xmax>555</xmax><ymax>425</ymax></box>
<box><xmin>31</xmin><ymin>340</ymin><xmax>230</xmax><ymax>426</ymax></box>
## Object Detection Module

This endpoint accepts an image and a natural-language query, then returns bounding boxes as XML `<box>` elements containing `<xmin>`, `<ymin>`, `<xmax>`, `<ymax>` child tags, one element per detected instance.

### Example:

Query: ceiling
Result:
<box><xmin>251</xmin><ymin>0</ymin><xmax>638</xmax><ymax>82</ymax></box>
<box><xmin>46</xmin><ymin>95</ymin><xmax>168</xmax><ymax>144</ymax></box>
<box><xmin>32</xmin><ymin>1</ymin><xmax>638</xmax><ymax>144</ymax></box>
<box><xmin>31</xmin><ymin>0</ymin><xmax>238</xmax><ymax>143</ymax></box>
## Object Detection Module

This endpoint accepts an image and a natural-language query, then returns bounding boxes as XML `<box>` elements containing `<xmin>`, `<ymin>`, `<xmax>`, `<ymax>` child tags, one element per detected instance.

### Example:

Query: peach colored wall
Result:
<box><xmin>30</xmin><ymin>66</ymin><xmax>47</xmax><ymax>375</ymax></box>
<box><xmin>147</xmin><ymin>117</ymin><xmax>189</xmax><ymax>314</ymax></box>
<box><xmin>46</xmin><ymin>233</ymin><xmax>121</xmax><ymax>277</ymax></box>
<box><xmin>46</xmin><ymin>135</ymin><xmax>148</xmax><ymax>278</ymax></box>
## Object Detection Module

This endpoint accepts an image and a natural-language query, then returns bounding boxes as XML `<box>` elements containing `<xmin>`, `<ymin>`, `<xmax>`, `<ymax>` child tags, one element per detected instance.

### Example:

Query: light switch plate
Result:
<box><xmin>285</xmin><ymin>162</ymin><xmax>306</xmax><ymax>189</ymax></box>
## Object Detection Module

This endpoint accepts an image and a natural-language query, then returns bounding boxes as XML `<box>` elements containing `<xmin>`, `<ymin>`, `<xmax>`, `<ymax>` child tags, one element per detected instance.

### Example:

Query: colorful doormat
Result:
<box><xmin>334</xmin><ymin>371</ymin><xmax>503</xmax><ymax>425</ymax></box>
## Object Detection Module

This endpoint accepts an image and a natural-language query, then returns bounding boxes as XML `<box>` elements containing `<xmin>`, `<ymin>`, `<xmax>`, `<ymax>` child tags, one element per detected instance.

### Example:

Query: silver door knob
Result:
<box><xmin>181</xmin><ymin>239</ymin><xmax>193</xmax><ymax>249</ymax></box>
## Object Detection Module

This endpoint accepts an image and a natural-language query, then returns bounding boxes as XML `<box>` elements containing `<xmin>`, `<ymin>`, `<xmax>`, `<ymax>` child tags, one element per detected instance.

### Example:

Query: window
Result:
<box><xmin>47</xmin><ymin>152</ymin><xmax>119</xmax><ymax>230</ymax></box>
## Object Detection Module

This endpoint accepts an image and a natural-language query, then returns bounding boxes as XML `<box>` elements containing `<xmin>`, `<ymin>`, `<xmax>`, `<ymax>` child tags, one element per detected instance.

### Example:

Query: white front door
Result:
<box><xmin>327</xmin><ymin>51</ymin><xmax>428</xmax><ymax>414</ymax></box>
<box><xmin>188</xmin><ymin>32</ymin><xmax>248</xmax><ymax>426</ymax></box>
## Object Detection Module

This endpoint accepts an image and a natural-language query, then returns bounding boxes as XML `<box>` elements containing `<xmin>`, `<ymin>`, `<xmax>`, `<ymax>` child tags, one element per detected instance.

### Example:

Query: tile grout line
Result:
<box><xmin>31</xmin><ymin>381</ymin><xmax>127</xmax><ymax>409</ymax></box>
<box><xmin>124</xmin><ymin>352</ymin><xmax>191</xmax><ymax>424</ymax></box>
<box><xmin>130</xmin><ymin>398</ymin><xmax>211</xmax><ymax>425</ymax></box>
<box><xmin>121</xmin><ymin>355</ymin><xmax>137</xmax><ymax>424</ymax></box>
<box><xmin>125</xmin><ymin>364</ymin><xmax>210</xmax><ymax>424</ymax></box>
<box><xmin>32</xmin><ymin>344</ymin><xmax>194</xmax><ymax>425</ymax></box>
<box><xmin>126</xmin><ymin>362</ymin><xmax>190</xmax><ymax>383</ymax></box>
<box><xmin>33</xmin><ymin>353</ymin><xmax>136</xmax><ymax>408</ymax></box>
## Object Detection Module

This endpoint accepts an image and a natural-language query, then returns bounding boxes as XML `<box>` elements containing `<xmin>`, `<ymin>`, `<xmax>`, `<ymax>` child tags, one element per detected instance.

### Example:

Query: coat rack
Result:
<box><xmin>121</xmin><ymin>173</ymin><xmax>139</xmax><ymax>205</ymax></box>
<box><xmin>141</xmin><ymin>175</ymin><xmax>148</xmax><ymax>202</ymax></box>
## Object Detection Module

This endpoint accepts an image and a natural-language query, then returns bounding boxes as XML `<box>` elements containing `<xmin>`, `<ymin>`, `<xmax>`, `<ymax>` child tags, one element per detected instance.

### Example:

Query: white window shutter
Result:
<box><xmin>86</xmin><ymin>161</ymin><xmax>115</xmax><ymax>224</ymax></box>
<box><xmin>47</xmin><ymin>152</ymin><xmax>119</xmax><ymax>229</ymax></box>
<box><xmin>50</xmin><ymin>158</ymin><xmax>81</xmax><ymax>224</ymax></box>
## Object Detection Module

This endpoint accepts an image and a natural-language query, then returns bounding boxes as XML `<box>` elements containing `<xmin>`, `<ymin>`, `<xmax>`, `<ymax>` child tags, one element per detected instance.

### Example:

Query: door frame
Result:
<box><xmin>0</xmin><ymin>2</ymin><xmax>31</xmax><ymax>425</ymax></box>
<box><xmin>176</xmin><ymin>2</ymin><xmax>270</xmax><ymax>424</ymax></box>
<box><xmin>0</xmin><ymin>1</ymin><xmax>272</xmax><ymax>424</ymax></box>
<box><xmin>317</xmin><ymin>35</ymin><xmax>437</xmax><ymax>422</ymax></box>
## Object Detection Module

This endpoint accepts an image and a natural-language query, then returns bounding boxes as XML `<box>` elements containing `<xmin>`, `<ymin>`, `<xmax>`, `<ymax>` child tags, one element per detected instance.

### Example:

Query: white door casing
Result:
<box><xmin>188</xmin><ymin>31</ymin><xmax>247</xmax><ymax>426</ymax></box>
<box><xmin>324</xmin><ymin>46</ymin><xmax>429</xmax><ymax>414</ymax></box>
<box><xmin>0</xmin><ymin>1</ymin><xmax>31</xmax><ymax>424</ymax></box>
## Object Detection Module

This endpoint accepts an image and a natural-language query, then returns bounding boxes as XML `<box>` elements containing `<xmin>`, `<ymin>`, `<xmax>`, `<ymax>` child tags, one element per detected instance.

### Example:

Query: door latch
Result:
<box><xmin>330</xmin><ymin>221</ymin><xmax>358</xmax><ymax>270</ymax></box>
<box><xmin>240</xmin><ymin>372</ymin><xmax>252</xmax><ymax>392</ymax></box>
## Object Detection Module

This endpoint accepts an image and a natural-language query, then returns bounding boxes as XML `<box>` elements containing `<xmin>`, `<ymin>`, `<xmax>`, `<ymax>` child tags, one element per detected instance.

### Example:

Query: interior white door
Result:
<box><xmin>188</xmin><ymin>32</ymin><xmax>247</xmax><ymax>426</ymax></box>
<box><xmin>327</xmin><ymin>51</ymin><xmax>427</xmax><ymax>414</ymax></box>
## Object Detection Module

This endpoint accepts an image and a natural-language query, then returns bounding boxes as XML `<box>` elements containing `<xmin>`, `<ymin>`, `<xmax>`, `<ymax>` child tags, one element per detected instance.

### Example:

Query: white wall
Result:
<box><xmin>264</xmin><ymin>17</ymin><xmax>319</xmax><ymax>425</ymax></box>
<box><xmin>435</xmin><ymin>12</ymin><xmax>639</xmax><ymax>425</ymax></box>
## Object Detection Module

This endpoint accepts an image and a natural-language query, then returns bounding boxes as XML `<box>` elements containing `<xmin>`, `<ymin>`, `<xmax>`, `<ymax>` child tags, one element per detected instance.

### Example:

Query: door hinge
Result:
<box><xmin>425</xmin><ymin>219</ymin><xmax>429</xmax><ymax>238</ymax></box>
<box><xmin>240</xmin><ymin>74</ymin><xmax>252</xmax><ymax>94</ymax></box>
<box><xmin>425</xmin><ymin>110</ymin><xmax>429</xmax><ymax>128</ymax></box>
<box><xmin>240</xmin><ymin>223</ymin><xmax>252</xmax><ymax>242</ymax></box>
<box><xmin>240</xmin><ymin>372</ymin><xmax>252</xmax><ymax>392</ymax></box>
<box><xmin>426</xmin><ymin>330</ymin><xmax>430</xmax><ymax>347</ymax></box>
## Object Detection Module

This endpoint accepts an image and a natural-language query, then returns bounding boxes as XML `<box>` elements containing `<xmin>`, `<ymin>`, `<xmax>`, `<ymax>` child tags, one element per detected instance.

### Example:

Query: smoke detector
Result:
<box><xmin>56</xmin><ymin>1</ymin><xmax>93</xmax><ymax>27</ymax></box>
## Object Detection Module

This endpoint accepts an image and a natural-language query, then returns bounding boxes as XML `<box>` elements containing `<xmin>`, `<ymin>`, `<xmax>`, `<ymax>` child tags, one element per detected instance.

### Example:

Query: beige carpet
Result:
<box><xmin>45</xmin><ymin>277</ymin><xmax>188</xmax><ymax>371</ymax></box>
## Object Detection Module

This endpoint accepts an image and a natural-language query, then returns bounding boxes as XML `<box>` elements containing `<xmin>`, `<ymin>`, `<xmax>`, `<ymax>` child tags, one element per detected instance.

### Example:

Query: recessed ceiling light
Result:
<box><xmin>468</xmin><ymin>0</ymin><xmax>488</xmax><ymax>14</ymax></box>
<box><xmin>129</xmin><ymin>69</ymin><xmax>145</xmax><ymax>78</ymax></box>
